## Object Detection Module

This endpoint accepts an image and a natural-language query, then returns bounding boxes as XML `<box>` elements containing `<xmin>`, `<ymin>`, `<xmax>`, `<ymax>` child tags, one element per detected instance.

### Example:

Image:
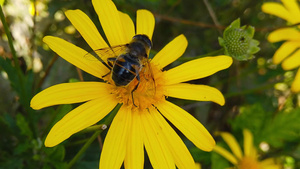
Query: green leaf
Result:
<box><xmin>211</xmin><ymin>150</ymin><xmax>231</xmax><ymax>169</ymax></box>
<box><xmin>230</xmin><ymin>104</ymin><xmax>271</xmax><ymax>136</ymax></box>
<box><xmin>259</xmin><ymin>108</ymin><xmax>300</xmax><ymax>148</ymax></box>
<box><xmin>44</xmin><ymin>145</ymin><xmax>66</xmax><ymax>161</ymax></box>
<box><xmin>0</xmin><ymin>57</ymin><xmax>21</xmax><ymax>94</ymax></box>
<box><xmin>0</xmin><ymin>57</ymin><xmax>34</xmax><ymax>113</ymax></box>
<box><xmin>16</xmin><ymin>113</ymin><xmax>33</xmax><ymax>138</ymax></box>
<box><xmin>226</xmin><ymin>18</ymin><xmax>240</xmax><ymax>31</ymax></box>
<box><xmin>190</xmin><ymin>147</ymin><xmax>211</xmax><ymax>165</ymax></box>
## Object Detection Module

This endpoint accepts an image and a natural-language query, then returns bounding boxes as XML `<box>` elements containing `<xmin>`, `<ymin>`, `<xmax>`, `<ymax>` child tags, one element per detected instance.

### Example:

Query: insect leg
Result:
<box><xmin>100</xmin><ymin>58</ymin><xmax>115</xmax><ymax>78</ymax></box>
<box><xmin>131</xmin><ymin>74</ymin><xmax>140</xmax><ymax>107</ymax></box>
<box><xmin>107</xmin><ymin>57</ymin><xmax>116</xmax><ymax>67</ymax></box>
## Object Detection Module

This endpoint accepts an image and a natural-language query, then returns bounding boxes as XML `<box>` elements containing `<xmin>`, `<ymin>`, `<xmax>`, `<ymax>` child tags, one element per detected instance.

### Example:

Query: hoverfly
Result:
<box><xmin>85</xmin><ymin>34</ymin><xmax>155</xmax><ymax>106</ymax></box>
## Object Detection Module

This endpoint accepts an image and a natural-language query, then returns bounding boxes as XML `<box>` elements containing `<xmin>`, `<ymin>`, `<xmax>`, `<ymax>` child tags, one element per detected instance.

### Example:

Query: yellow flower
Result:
<box><xmin>214</xmin><ymin>129</ymin><xmax>281</xmax><ymax>169</ymax></box>
<box><xmin>262</xmin><ymin>0</ymin><xmax>300</xmax><ymax>92</ymax></box>
<box><xmin>31</xmin><ymin>0</ymin><xmax>233</xmax><ymax>168</ymax></box>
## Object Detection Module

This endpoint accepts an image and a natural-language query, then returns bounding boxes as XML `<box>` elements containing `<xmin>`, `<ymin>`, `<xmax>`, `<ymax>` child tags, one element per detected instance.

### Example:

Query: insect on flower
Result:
<box><xmin>84</xmin><ymin>34</ymin><xmax>155</xmax><ymax>106</ymax></box>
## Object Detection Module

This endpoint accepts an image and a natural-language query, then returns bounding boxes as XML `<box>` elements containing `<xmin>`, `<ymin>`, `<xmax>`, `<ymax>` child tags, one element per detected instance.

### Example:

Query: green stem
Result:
<box><xmin>66</xmin><ymin>130</ymin><xmax>102</xmax><ymax>169</ymax></box>
<box><xmin>0</xmin><ymin>6</ymin><xmax>20</xmax><ymax>72</ymax></box>
<box><xmin>177</xmin><ymin>48</ymin><xmax>224</xmax><ymax>62</ymax></box>
<box><xmin>224</xmin><ymin>82</ymin><xmax>275</xmax><ymax>98</ymax></box>
<box><xmin>0</xmin><ymin>5</ymin><xmax>38</xmax><ymax>138</ymax></box>
<box><xmin>66</xmin><ymin>104</ymin><xmax>122</xmax><ymax>168</ymax></box>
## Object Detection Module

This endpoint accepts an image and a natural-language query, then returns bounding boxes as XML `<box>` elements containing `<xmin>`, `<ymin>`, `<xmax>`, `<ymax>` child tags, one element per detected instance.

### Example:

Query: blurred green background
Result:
<box><xmin>0</xmin><ymin>0</ymin><xmax>299</xmax><ymax>168</ymax></box>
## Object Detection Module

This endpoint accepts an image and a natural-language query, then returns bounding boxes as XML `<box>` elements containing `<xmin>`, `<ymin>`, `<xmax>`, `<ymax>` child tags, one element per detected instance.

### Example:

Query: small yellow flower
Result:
<box><xmin>262</xmin><ymin>0</ymin><xmax>300</xmax><ymax>92</ymax></box>
<box><xmin>214</xmin><ymin>129</ymin><xmax>281</xmax><ymax>169</ymax></box>
<box><xmin>31</xmin><ymin>0</ymin><xmax>233</xmax><ymax>168</ymax></box>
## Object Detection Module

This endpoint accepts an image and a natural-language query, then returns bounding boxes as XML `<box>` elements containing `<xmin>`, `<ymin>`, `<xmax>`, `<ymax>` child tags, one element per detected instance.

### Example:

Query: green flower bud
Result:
<box><xmin>219</xmin><ymin>18</ymin><xmax>260</xmax><ymax>61</ymax></box>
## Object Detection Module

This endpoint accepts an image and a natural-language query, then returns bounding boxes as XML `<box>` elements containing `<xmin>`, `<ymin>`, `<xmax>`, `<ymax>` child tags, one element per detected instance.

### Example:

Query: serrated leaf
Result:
<box><xmin>16</xmin><ymin>113</ymin><xmax>33</xmax><ymax>138</ymax></box>
<box><xmin>0</xmin><ymin>57</ymin><xmax>34</xmax><ymax>113</ymax></box>
<box><xmin>0</xmin><ymin>57</ymin><xmax>21</xmax><ymax>94</ymax></box>
<box><xmin>259</xmin><ymin>108</ymin><xmax>300</xmax><ymax>148</ymax></box>
<box><xmin>230</xmin><ymin>104</ymin><xmax>271</xmax><ymax>136</ymax></box>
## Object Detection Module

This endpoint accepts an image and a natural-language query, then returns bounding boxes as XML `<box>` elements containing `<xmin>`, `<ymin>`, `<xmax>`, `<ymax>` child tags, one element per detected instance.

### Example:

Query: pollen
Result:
<box><xmin>108</xmin><ymin>62</ymin><xmax>166</xmax><ymax>111</ymax></box>
<box><xmin>238</xmin><ymin>156</ymin><xmax>261</xmax><ymax>169</ymax></box>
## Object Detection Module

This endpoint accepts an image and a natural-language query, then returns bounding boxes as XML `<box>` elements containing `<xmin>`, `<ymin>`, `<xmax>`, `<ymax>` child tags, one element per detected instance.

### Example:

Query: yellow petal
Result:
<box><xmin>195</xmin><ymin>163</ymin><xmax>202</xmax><ymax>169</ymax></box>
<box><xmin>243</xmin><ymin>129</ymin><xmax>254</xmax><ymax>157</ymax></box>
<box><xmin>156</xmin><ymin>100</ymin><xmax>215</xmax><ymax>151</ymax></box>
<box><xmin>281</xmin><ymin>0</ymin><xmax>300</xmax><ymax>23</ymax></box>
<box><xmin>150</xmin><ymin>108</ymin><xmax>196</xmax><ymax>169</ymax></box>
<box><xmin>43</xmin><ymin>36</ymin><xmax>109</xmax><ymax>78</ymax></box>
<box><xmin>151</xmin><ymin>34</ymin><xmax>188</xmax><ymax>70</ymax></box>
<box><xmin>141</xmin><ymin>109</ymin><xmax>175</xmax><ymax>169</ymax></box>
<box><xmin>273</xmin><ymin>41</ymin><xmax>300</xmax><ymax>64</ymax></box>
<box><xmin>261</xmin><ymin>165</ymin><xmax>282</xmax><ymax>169</ymax></box>
<box><xmin>119</xmin><ymin>11</ymin><xmax>135</xmax><ymax>43</ymax></box>
<box><xmin>92</xmin><ymin>0</ymin><xmax>128</xmax><ymax>46</ymax></box>
<box><xmin>45</xmin><ymin>96</ymin><xmax>118</xmax><ymax>147</ymax></box>
<box><xmin>282</xmin><ymin>49</ymin><xmax>300</xmax><ymax>70</ymax></box>
<box><xmin>261</xmin><ymin>2</ymin><xmax>294</xmax><ymax>22</ymax></box>
<box><xmin>136</xmin><ymin>9</ymin><xmax>155</xmax><ymax>40</ymax></box>
<box><xmin>31</xmin><ymin>82</ymin><xmax>113</xmax><ymax>110</ymax></box>
<box><xmin>165</xmin><ymin>83</ymin><xmax>225</xmax><ymax>106</ymax></box>
<box><xmin>213</xmin><ymin>145</ymin><xmax>238</xmax><ymax>165</ymax></box>
<box><xmin>124</xmin><ymin>111</ymin><xmax>144</xmax><ymax>169</ymax></box>
<box><xmin>268</xmin><ymin>28</ymin><xmax>300</xmax><ymax>43</ymax></box>
<box><xmin>260</xmin><ymin>158</ymin><xmax>282</xmax><ymax>169</ymax></box>
<box><xmin>260</xmin><ymin>158</ymin><xmax>279</xmax><ymax>168</ymax></box>
<box><xmin>291</xmin><ymin>68</ymin><xmax>300</xmax><ymax>92</ymax></box>
<box><xmin>65</xmin><ymin>9</ymin><xmax>108</xmax><ymax>50</ymax></box>
<box><xmin>219</xmin><ymin>132</ymin><xmax>243</xmax><ymax>160</ymax></box>
<box><xmin>100</xmin><ymin>106</ymin><xmax>131</xmax><ymax>169</ymax></box>
<box><xmin>163</xmin><ymin>55</ymin><xmax>233</xmax><ymax>85</ymax></box>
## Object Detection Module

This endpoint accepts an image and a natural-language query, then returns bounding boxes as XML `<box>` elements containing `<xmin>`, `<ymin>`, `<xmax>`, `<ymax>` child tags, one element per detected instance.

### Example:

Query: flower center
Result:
<box><xmin>238</xmin><ymin>156</ymin><xmax>261</xmax><ymax>169</ymax></box>
<box><xmin>108</xmin><ymin>61</ymin><xmax>165</xmax><ymax>111</ymax></box>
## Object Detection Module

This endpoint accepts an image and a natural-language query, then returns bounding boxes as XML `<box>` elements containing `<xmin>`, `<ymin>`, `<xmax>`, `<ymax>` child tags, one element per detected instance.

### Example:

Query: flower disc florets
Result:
<box><xmin>108</xmin><ymin>62</ymin><xmax>165</xmax><ymax>111</ymax></box>
<box><xmin>218</xmin><ymin>18</ymin><xmax>260</xmax><ymax>61</ymax></box>
<box><xmin>238</xmin><ymin>156</ymin><xmax>260</xmax><ymax>169</ymax></box>
<box><xmin>223</xmin><ymin>28</ymin><xmax>250</xmax><ymax>57</ymax></box>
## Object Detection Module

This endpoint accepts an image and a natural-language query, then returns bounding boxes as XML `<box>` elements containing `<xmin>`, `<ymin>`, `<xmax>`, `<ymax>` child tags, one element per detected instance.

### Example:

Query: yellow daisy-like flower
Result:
<box><xmin>214</xmin><ymin>129</ymin><xmax>281</xmax><ymax>169</ymax></box>
<box><xmin>31</xmin><ymin>0</ymin><xmax>233</xmax><ymax>168</ymax></box>
<box><xmin>262</xmin><ymin>0</ymin><xmax>300</xmax><ymax>92</ymax></box>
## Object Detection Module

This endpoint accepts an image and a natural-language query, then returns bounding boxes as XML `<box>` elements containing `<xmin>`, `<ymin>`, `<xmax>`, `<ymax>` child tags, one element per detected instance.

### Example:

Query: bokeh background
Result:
<box><xmin>0</xmin><ymin>0</ymin><xmax>299</xmax><ymax>168</ymax></box>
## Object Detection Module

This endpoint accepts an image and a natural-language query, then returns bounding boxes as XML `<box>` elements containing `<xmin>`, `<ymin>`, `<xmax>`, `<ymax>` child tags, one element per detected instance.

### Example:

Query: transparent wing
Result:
<box><xmin>85</xmin><ymin>45</ymin><xmax>128</xmax><ymax>61</ymax></box>
<box><xmin>84</xmin><ymin>45</ymin><xmax>128</xmax><ymax>69</ymax></box>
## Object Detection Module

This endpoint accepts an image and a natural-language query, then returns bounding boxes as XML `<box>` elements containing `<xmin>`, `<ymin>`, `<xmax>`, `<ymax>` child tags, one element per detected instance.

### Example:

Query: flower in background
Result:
<box><xmin>31</xmin><ymin>0</ymin><xmax>233</xmax><ymax>168</ymax></box>
<box><xmin>262</xmin><ymin>0</ymin><xmax>300</xmax><ymax>92</ymax></box>
<box><xmin>214</xmin><ymin>129</ymin><xmax>281</xmax><ymax>169</ymax></box>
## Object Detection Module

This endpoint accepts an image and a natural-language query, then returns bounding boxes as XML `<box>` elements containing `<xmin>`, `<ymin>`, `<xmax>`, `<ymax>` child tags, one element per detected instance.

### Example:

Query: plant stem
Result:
<box><xmin>0</xmin><ymin>6</ymin><xmax>20</xmax><ymax>72</ymax></box>
<box><xmin>177</xmin><ymin>48</ymin><xmax>224</xmax><ymax>62</ymax></box>
<box><xmin>66</xmin><ymin>104</ymin><xmax>122</xmax><ymax>168</ymax></box>
<box><xmin>66</xmin><ymin>130</ymin><xmax>102</xmax><ymax>169</ymax></box>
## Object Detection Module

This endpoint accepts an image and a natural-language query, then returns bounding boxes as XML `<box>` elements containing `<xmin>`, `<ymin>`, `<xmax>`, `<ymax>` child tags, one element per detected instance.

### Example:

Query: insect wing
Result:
<box><xmin>84</xmin><ymin>47</ymin><xmax>113</xmax><ymax>61</ymax></box>
<box><xmin>94</xmin><ymin>45</ymin><xmax>128</xmax><ymax>62</ymax></box>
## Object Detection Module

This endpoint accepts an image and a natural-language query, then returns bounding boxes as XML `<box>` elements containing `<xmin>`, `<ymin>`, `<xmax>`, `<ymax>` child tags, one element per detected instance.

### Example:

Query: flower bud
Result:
<box><xmin>219</xmin><ymin>18</ymin><xmax>260</xmax><ymax>61</ymax></box>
